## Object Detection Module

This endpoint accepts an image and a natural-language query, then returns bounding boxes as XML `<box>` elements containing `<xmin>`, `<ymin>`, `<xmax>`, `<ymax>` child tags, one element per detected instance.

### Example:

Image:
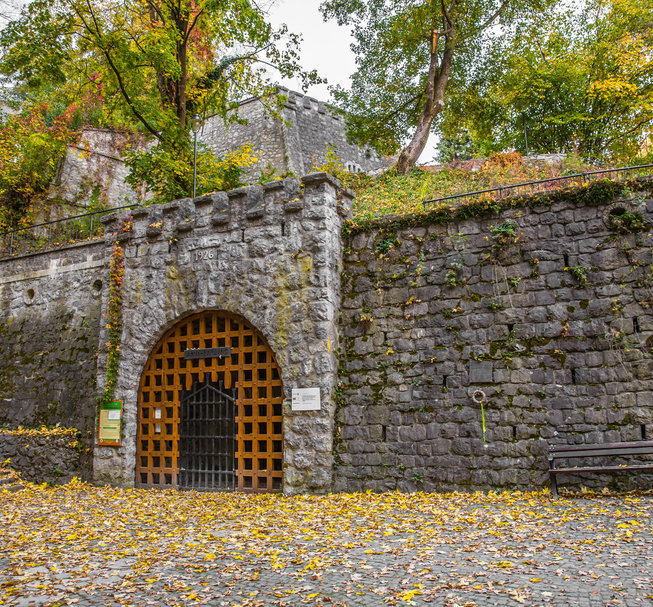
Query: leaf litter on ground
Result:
<box><xmin>1</xmin><ymin>479</ymin><xmax>652</xmax><ymax>606</ymax></box>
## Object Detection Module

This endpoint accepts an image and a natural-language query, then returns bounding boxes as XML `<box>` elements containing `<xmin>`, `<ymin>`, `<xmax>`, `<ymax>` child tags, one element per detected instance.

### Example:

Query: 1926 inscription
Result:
<box><xmin>193</xmin><ymin>250</ymin><xmax>215</xmax><ymax>262</ymax></box>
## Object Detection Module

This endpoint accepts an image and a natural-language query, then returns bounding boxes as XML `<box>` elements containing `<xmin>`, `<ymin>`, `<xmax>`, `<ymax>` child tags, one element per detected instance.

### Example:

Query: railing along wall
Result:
<box><xmin>422</xmin><ymin>164</ymin><xmax>653</xmax><ymax>211</ymax></box>
<box><xmin>0</xmin><ymin>205</ymin><xmax>135</xmax><ymax>259</ymax></box>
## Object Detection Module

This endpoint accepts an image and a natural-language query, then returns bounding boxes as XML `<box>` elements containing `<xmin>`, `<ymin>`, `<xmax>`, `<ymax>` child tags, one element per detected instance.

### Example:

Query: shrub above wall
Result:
<box><xmin>335</xmin><ymin>177</ymin><xmax>653</xmax><ymax>493</ymax></box>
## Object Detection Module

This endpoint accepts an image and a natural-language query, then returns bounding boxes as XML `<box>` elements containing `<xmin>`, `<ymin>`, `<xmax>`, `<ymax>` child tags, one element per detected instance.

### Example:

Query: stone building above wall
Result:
<box><xmin>44</xmin><ymin>89</ymin><xmax>390</xmax><ymax>212</ymax></box>
<box><xmin>199</xmin><ymin>87</ymin><xmax>392</xmax><ymax>179</ymax></box>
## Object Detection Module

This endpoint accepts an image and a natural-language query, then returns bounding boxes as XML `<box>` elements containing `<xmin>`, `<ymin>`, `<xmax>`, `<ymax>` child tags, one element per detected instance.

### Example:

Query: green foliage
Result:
<box><xmin>124</xmin><ymin>144</ymin><xmax>256</xmax><ymax>204</ymax></box>
<box><xmin>442</xmin><ymin>0</ymin><xmax>653</xmax><ymax>161</ymax></box>
<box><xmin>338</xmin><ymin>153</ymin><xmax>599</xmax><ymax>218</ymax></box>
<box><xmin>338</xmin><ymin>154</ymin><xmax>604</xmax><ymax>219</ymax></box>
<box><xmin>320</xmin><ymin>0</ymin><xmax>554</xmax><ymax>173</ymax></box>
<box><xmin>445</xmin><ymin>262</ymin><xmax>464</xmax><ymax>287</ymax></box>
<box><xmin>487</xmin><ymin>300</ymin><xmax>505</xmax><ymax>311</ymax></box>
<box><xmin>375</xmin><ymin>233</ymin><xmax>401</xmax><ymax>255</ymax></box>
<box><xmin>607</xmin><ymin>208</ymin><xmax>649</xmax><ymax>234</ymax></box>
<box><xmin>490</xmin><ymin>220</ymin><xmax>520</xmax><ymax>248</ymax></box>
<box><xmin>104</xmin><ymin>243</ymin><xmax>124</xmax><ymax>403</ymax></box>
<box><xmin>0</xmin><ymin>104</ymin><xmax>73</xmax><ymax>231</ymax></box>
<box><xmin>257</xmin><ymin>163</ymin><xmax>296</xmax><ymax>186</ymax></box>
<box><xmin>310</xmin><ymin>143</ymin><xmax>345</xmax><ymax>175</ymax></box>
<box><xmin>343</xmin><ymin>176</ymin><xmax>637</xmax><ymax>239</ymax></box>
<box><xmin>567</xmin><ymin>265</ymin><xmax>590</xmax><ymax>288</ymax></box>
<box><xmin>1</xmin><ymin>0</ymin><xmax>321</xmax><ymax>201</ymax></box>
<box><xmin>436</xmin><ymin>131</ymin><xmax>478</xmax><ymax>163</ymax></box>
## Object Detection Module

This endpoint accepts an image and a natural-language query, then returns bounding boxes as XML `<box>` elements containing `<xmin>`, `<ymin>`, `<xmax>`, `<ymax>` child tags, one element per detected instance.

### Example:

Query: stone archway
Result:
<box><xmin>135</xmin><ymin>310</ymin><xmax>284</xmax><ymax>493</ymax></box>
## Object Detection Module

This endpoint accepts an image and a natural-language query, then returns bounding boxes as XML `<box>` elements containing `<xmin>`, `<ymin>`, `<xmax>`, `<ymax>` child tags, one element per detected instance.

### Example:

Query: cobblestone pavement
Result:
<box><xmin>1</xmin><ymin>483</ymin><xmax>652</xmax><ymax>606</ymax></box>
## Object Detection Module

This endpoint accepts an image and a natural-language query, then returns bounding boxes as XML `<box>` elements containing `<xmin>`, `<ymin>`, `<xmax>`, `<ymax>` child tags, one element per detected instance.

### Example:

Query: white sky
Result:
<box><xmin>268</xmin><ymin>0</ymin><xmax>439</xmax><ymax>164</ymax></box>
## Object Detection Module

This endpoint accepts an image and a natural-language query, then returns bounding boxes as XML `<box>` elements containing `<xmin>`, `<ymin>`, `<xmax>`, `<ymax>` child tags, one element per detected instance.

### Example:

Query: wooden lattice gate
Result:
<box><xmin>136</xmin><ymin>311</ymin><xmax>284</xmax><ymax>492</ymax></box>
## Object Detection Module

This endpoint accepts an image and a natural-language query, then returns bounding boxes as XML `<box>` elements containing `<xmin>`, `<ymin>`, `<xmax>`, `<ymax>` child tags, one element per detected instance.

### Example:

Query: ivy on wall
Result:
<box><xmin>103</xmin><ymin>243</ymin><xmax>124</xmax><ymax>403</ymax></box>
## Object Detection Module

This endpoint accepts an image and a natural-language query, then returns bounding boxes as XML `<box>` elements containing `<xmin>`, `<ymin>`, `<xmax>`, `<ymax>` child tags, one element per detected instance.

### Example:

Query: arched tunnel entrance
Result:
<box><xmin>136</xmin><ymin>311</ymin><xmax>284</xmax><ymax>493</ymax></box>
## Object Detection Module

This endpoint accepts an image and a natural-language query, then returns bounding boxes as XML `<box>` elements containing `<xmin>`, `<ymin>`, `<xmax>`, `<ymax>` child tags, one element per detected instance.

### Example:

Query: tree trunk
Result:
<box><xmin>395</xmin><ymin>32</ymin><xmax>455</xmax><ymax>175</ymax></box>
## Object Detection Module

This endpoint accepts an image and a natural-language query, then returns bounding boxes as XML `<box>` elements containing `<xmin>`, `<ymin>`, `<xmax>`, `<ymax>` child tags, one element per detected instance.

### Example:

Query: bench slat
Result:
<box><xmin>549</xmin><ymin>446</ymin><xmax>653</xmax><ymax>459</ymax></box>
<box><xmin>549</xmin><ymin>440</ymin><xmax>653</xmax><ymax>454</ymax></box>
<box><xmin>550</xmin><ymin>464</ymin><xmax>653</xmax><ymax>475</ymax></box>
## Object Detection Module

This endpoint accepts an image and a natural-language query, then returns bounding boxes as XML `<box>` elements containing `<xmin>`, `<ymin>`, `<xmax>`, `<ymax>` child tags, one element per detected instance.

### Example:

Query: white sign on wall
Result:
<box><xmin>291</xmin><ymin>388</ymin><xmax>321</xmax><ymax>411</ymax></box>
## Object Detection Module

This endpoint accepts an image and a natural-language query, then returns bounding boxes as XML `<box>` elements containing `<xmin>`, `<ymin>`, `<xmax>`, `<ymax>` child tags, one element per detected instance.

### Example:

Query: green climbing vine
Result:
<box><xmin>103</xmin><ymin>243</ymin><xmax>124</xmax><ymax>403</ymax></box>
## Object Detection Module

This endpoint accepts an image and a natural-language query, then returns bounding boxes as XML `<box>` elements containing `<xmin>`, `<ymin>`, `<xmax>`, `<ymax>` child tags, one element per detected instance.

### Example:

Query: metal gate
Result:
<box><xmin>136</xmin><ymin>311</ymin><xmax>284</xmax><ymax>492</ymax></box>
<box><xmin>179</xmin><ymin>378</ymin><xmax>235</xmax><ymax>490</ymax></box>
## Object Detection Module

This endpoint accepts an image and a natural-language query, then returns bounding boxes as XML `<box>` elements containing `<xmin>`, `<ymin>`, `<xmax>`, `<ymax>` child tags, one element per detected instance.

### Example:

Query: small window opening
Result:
<box><xmin>26</xmin><ymin>288</ymin><xmax>35</xmax><ymax>299</ymax></box>
<box><xmin>512</xmin><ymin>426</ymin><xmax>517</xmax><ymax>440</ymax></box>
<box><xmin>571</xmin><ymin>368</ymin><xmax>577</xmax><ymax>385</ymax></box>
<box><xmin>382</xmin><ymin>425</ymin><xmax>387</xmax><ymax>442</ymax></box>
<box><xmin>281</xmin><ymin>222</ymin><xmax>285</xmax><ymax>236</ymax></box>
<box><xmin>642</xmin><ymin>425</ymin><xmax>648</xmax><ymax>440</ymax></box>
<box><xmin>563</xmin><ymin>253</ymin><xmax>569</xmax><ymax>267</ymax></box>
<box><xmin>507</xmin><ymin>324</ymin><xmax>514</xmax><ymax>334</ymax></box>
<box><xmin>241</xmin><ymin>229</ymin><xmax>245</xmax><ymax>243</ymax></box>
<box><xmin>634</xmin><ymin>317</ymin><xmax>641</xmax><ymax>333</ymax></box>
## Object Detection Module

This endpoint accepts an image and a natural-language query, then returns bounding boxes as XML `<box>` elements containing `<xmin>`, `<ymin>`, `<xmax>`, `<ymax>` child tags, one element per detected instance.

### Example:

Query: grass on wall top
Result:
<box><xmin>330</xmin><ymin>153</ymin><xmax>608</xmax><ymax>219</ymax></box>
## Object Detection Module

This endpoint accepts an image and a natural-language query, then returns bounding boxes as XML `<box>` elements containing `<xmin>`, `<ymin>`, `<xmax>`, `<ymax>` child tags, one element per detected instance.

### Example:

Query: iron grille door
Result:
<box><xmin>136</xmin><ymin>311</ymin><xmax>284</xmax><ymax>492</ymax></box>
<box><xmin>179</xmin><ymin>378</ymin><xmax>236</xmax><ymax>490</ymax></box>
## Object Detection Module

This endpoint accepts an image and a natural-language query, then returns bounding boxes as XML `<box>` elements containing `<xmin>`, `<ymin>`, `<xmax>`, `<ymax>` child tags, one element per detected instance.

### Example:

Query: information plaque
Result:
<box><xmin>98</xmin><ymin>401</ymin><xmax>122</xmax><ymax>446</ymax></box>
<box><xmin>291</xmin><ymin>388</ymin><xmax>321</xmax><ymax>411</ymax></box>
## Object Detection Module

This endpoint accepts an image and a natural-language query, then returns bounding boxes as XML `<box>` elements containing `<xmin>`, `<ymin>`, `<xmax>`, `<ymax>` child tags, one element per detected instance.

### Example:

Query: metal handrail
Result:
<box><xmin>0</xmin><ymin>204</ymin><xmax>137</xmax><ymax>259</ymax></box>
<box><xmin>422</xmin><ymin>163</ymin><xmax>653</xmax><ymax>211</ymax></box>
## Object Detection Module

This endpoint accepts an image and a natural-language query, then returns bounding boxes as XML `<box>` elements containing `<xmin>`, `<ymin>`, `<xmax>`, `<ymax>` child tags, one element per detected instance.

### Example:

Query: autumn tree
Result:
<box><xmin>441</xmin><ymin>0</ymin><xmax>653</xmax><ymax>161</ymax></box>
<box><xmin>0</xmin><ymin>0</ymin><xmax>320</xmax><ymax>202</ymax></box>
<box><xmin>0</xmin><ymin>104</ymin><xmax>73</xmax><ymax>231</ymax></box>
<box><xmin>320</xmin><ymin>0</ymin><xmax>554</xmax><ymax>174</ymax></box>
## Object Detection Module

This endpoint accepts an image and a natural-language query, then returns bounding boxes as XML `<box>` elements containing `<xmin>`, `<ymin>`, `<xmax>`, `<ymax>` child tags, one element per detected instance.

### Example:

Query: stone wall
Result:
<box><xmin>47</xmin><ymin>128</ymin><xmax>149</xmax><ymax>212</ymax></box>
<box><xmin>335</xmin><ymin>182</ymin><xmax>653</xmax><ymax>493</ymax></box>
<box><xmin>43</xmin><ymin>90</ymin><xmax>390</xmax><ymax>212</ymax></box>
<box><xmin>199</xmin><ymin>88</ymin><xmax>391</xmax><ymax>180</ymax></box>
<box><xmin>93</xmin><ymin>174</ymin><xmax>352</xmax><ymax>493</ymax></box>
<box><xmin>0</xmin><ymin>430</ymin><xmax>84</xmax><ymax>483</ymax></box>
<box><xmin>4</xmin><ymin>171</ymin><xmax>653</xmax><ymax>495</ymax></box>
<box><xmin>0</xmin><ymin>241</ymin><xmax>105</xmax><ymax>465</ymax></box>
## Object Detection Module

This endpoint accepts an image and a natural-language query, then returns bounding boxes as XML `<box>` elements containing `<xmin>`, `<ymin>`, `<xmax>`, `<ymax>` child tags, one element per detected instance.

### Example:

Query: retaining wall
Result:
<box><xmin>0</xmin><ymin>429</ymin><xmax>84</xmax><ymax>484</ymax></box>
<box><xmin>0</xmin><ymin>241</ymin><xmax>104</xmax><ymax>455</ymax></box>
<box><xmin>3</xmin><ymin>174</ymin><xmax>653</xmax><ymax>494</ymax></box>
<box><xmin>335</xmin><ymin>182</ymin><xmax>653</xmax><ymax>492</ymax></box>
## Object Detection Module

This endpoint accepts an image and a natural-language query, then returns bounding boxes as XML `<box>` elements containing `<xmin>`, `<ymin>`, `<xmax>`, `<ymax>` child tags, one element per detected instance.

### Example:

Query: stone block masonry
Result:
<box><xmin>3</xmin><ymin>171</ymin><xmax>653</xmax><ymax>494</ymax></box>
<box><xmin>335</xmin><ymin>181</ymin><xmax>653</xmax><ymax>493</ymax></box>
<box><xmin>199</xmin><ymin>88</ymin><xmax>391</xmax><ymax>180</ymax></box>
<box><xmin>93</xmin><ymin>174</ymin><xmax>353</xmax><ymax>493</ymax></box>
<box><xmin>0</xmin><ymin>242</ymin><xmax>105</xmax><ymax>465</ymax></box>
<box><xmin>0</xmin><ymin>429</ymin><xmax>83</xmax><ymax>484</ymax></box>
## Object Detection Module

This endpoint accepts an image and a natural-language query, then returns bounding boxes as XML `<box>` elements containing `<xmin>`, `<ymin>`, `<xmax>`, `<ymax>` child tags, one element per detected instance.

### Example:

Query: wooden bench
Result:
<box><xmin>548</xmin><ymin>441</ymin><xmax>653</xmax><ymax>498</ymax></box>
